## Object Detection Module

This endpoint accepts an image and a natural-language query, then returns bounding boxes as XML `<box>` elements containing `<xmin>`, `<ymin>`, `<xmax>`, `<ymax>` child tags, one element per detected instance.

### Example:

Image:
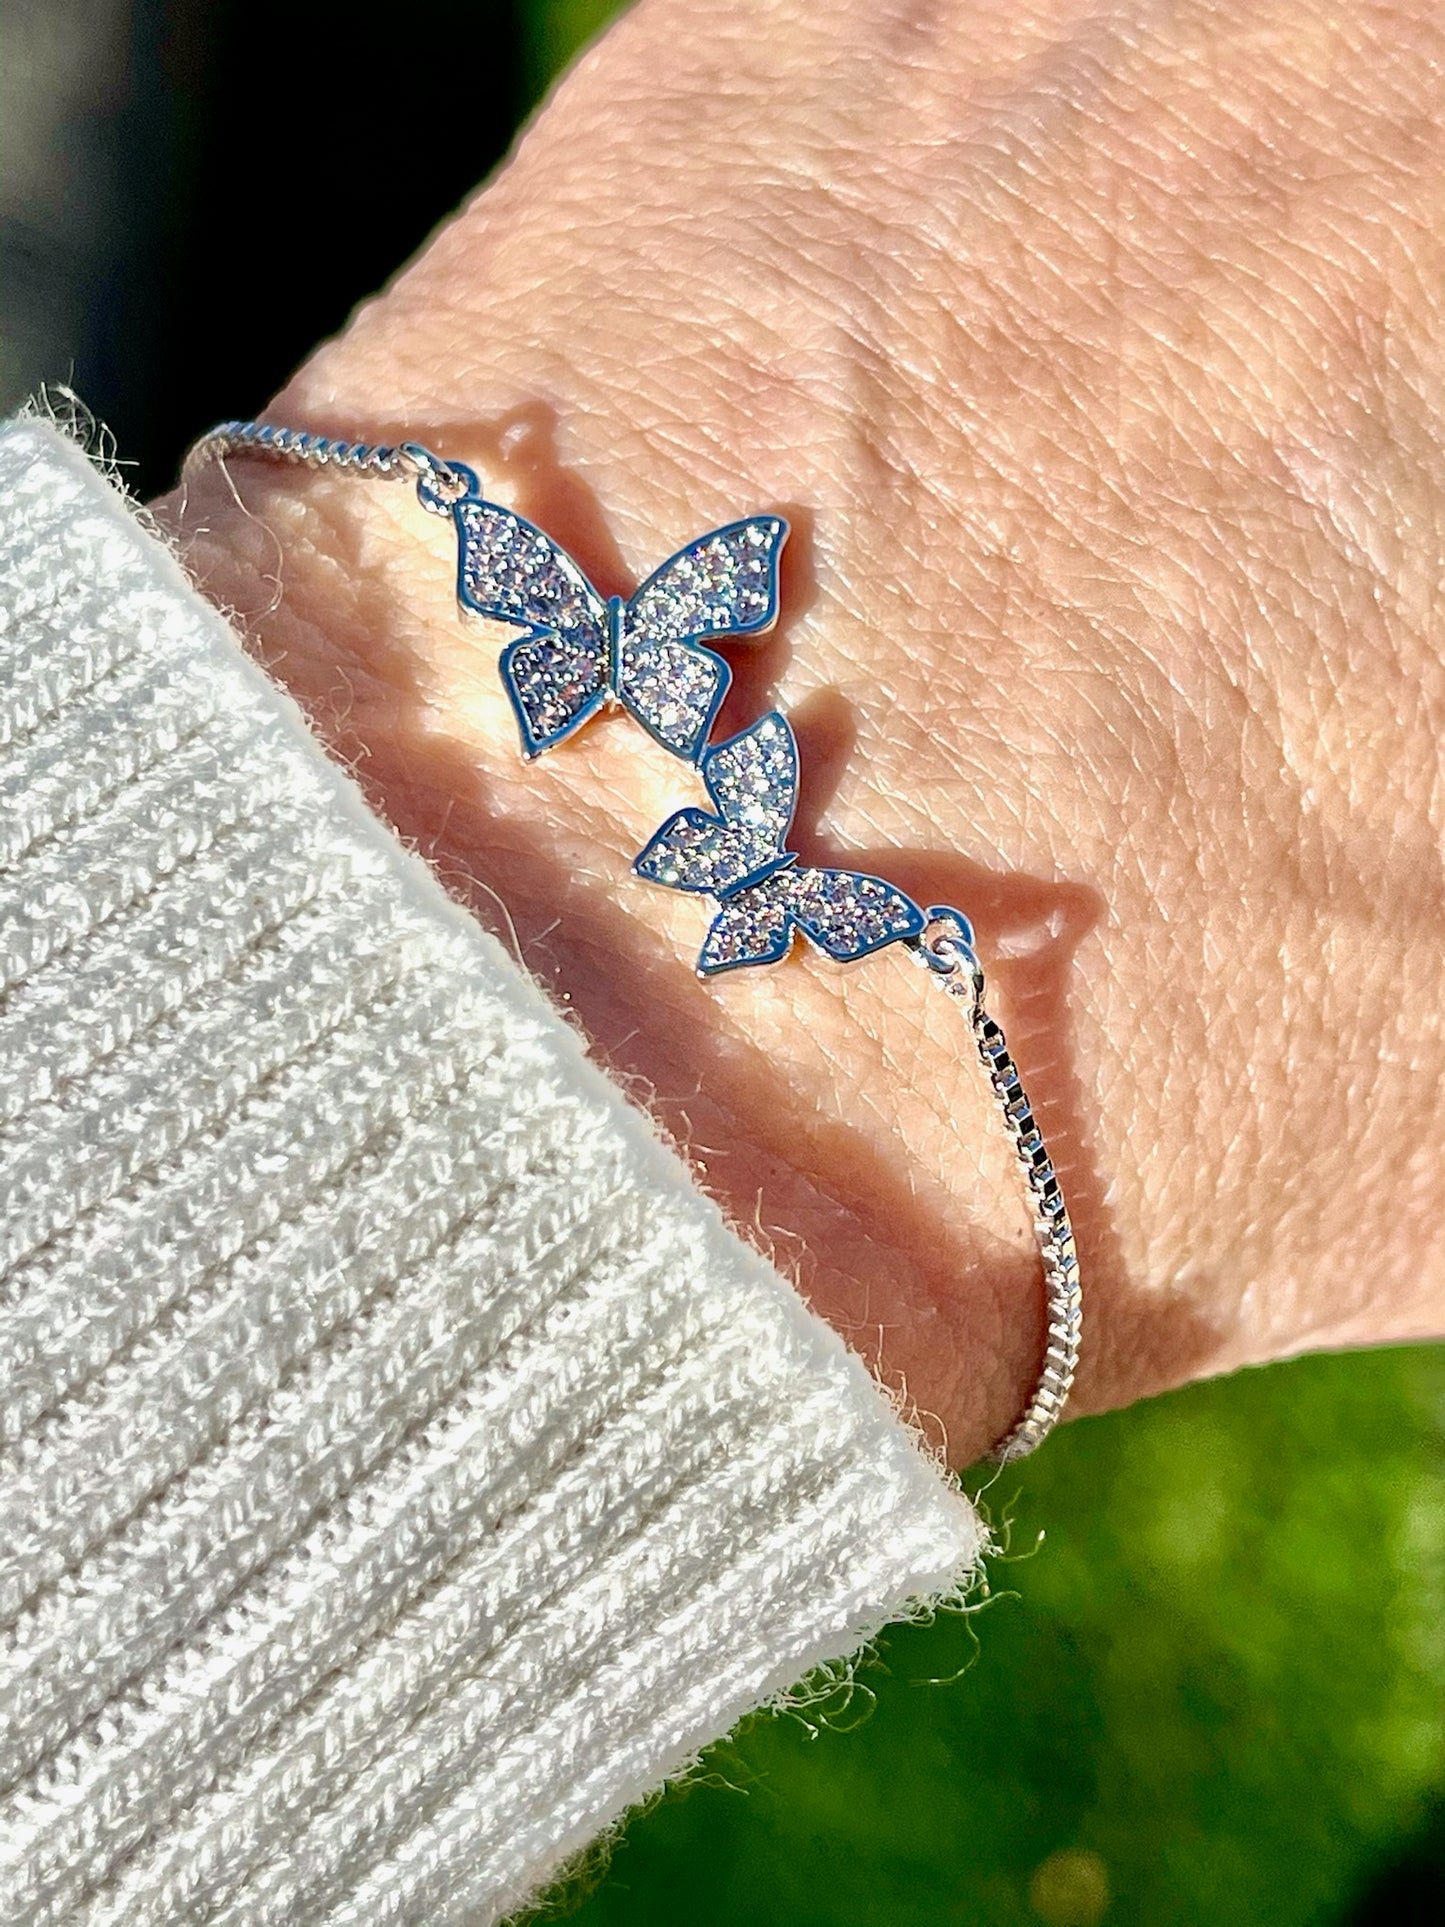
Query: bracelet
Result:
<box><xmin>184</xmin><ymin>420</ymin><xmax>1081</xmax><ymax>1461</ymax></box>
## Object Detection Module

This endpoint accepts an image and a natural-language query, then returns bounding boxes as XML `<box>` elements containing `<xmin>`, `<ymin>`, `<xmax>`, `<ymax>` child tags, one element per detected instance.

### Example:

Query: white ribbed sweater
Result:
<box><xmin>0</xmin><ymin>421</ymin><xmax>979</xmax><ymax>1925</ymax></box>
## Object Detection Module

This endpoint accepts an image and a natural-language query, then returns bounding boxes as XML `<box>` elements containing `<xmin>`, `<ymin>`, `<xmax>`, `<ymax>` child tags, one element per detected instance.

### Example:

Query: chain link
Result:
<box><xmin>184</xmin><ymin>420</ymin><xmax>473</xmax><ymax>505</ymax></box>
<box><xmin>910</xmin><ymin>911</ymin><xmax>1081</xmax><ymax>1462</ymax></box>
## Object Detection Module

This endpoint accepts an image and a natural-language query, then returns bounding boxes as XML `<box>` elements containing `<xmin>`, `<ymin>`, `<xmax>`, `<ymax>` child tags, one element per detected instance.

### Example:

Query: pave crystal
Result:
<box><xmin>700</xmin><ymin>869</ymin><xmax>796</xmax><ymax>969</ymax></box>
<box><xmin>637</xmin><ymin>712</ymin><xmax>925</xmax><ymax>971</ymax></box>
<box><xmin>616</xmin><ymin>637</ymin><xmax>723</xmax><ymax>758</ymax></box>
<box><xmin>458</xmin><ymin>502</ymin><xmax>604</xmax><ymax>638</ymax></box>
<box><xmin>635</xmin><ymin>809</ymin><xmax>782</xmax><ymax>895</ymax></box>
<box><xmin>461</xmin><ymin>503</ymin><xmax>785</xmax><ymax>759</ymax></box>
<box><xmin>788</xmin><ymin>867</ymin><xmax>925</xmax><ymax>959</ymax></box>
<box><xmin>702</xmin><ymin>711</ymin><xmax>796</xmax><ymax>844</ymax></box>
<box><xmin>626</xmin><ymin>518</ymin><xmax>784</xmax><ymax>646</ymax></box>
<box><xmin>506</xmin><ymin>633</ymin><xmax>606</xmax><ymax>744</ymax></box>
<box><xmin>696</xmin><ymin>868</ymin><xmax>922</xmax><ymax>973</ymax></box>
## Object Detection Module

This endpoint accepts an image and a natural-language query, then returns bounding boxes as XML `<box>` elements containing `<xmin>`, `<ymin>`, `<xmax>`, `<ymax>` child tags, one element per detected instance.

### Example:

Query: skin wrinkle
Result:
<box><xmin>160</xmin><ymin>0</ymin><xmax>1445</xmax><ymax>1462</ymax></box>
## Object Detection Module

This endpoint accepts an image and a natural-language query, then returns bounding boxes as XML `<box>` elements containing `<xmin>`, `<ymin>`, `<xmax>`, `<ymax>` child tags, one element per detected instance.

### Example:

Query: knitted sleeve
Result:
<box><xmin>0</xmin><ymin>419</ymin><xmax>980</xmax><ymax>1927</ymax></box>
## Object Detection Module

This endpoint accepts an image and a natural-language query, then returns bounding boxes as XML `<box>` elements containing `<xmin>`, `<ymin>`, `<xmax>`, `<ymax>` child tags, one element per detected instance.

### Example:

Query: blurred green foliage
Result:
<box><xmin>508</xmin><ymin>4</ymin><xmax>1445</xmax><ymax>1920</ymax></box>
<box><xmin>535</xmin><ymin>1350</ymin><xmax>1445</xmax><ymax>1925</ymax></box>
<box><xmin>519</xmin><ymin>0</ymin><xmax>625</xmax><ymax>110</ymax></box>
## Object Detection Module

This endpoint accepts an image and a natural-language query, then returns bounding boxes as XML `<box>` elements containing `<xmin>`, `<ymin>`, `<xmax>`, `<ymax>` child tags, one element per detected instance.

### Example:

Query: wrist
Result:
<box><xmin>157</xmin><ymin>0</ymin><xmax>1445</xmax><ymax>1459</ymax></box>
<box><xmin>162</xmin><ymin>418</ymin><xmax>1070</xmax><ymax>1469</ymax></box>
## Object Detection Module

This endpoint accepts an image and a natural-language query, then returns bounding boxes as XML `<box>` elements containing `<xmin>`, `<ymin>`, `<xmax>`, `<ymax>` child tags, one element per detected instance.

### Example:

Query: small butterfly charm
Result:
<box><xmin>447</xmin><ymin>489</ymin><xmax>788</xmax><ymax>762</ymax></box>
<box><xmin>633</xmin><ymin>711</ymin><xmax>927</xmax><ymax>974</ymax></box>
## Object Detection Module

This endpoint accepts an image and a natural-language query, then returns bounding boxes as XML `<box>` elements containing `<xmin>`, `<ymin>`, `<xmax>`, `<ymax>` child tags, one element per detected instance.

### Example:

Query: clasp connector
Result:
<box><xmin>911</xmin><ymin>904</ymin><xmax>983</xmax><ymax>986</ymax></box>
<box><xmin>404</xmin><ymin>446</ymin><xmax>477</xmax><ymax>513</ymax></box>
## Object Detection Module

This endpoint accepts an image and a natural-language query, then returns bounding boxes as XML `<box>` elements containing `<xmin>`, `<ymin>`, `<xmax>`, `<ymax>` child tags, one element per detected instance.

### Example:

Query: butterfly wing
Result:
<box><xmin>612</xmin><ymin>636</ymin><xmax>729</xmax><ymax>763</ymax></box>
<box><xmin>697</xmin><ymin>870</ymin><xmax>799</xmax><ymax>975</ymax></box>
<box><xmin>698</xmin><ymin>865</ymin><xmax>923</xmax><ymax>976</ymax></box>
<box><xmin>454</xmin><ymin>498</ymin><xmax>609</xmax><ymax>756</ymax></box>
<box><xmin>497</xmin><ymin>633</ymin><xmax>608</xmax><ymax>759</ymax></box>
<box><xmin>628</xmin><ymin>516</ymin><xmax>789</xmax><ymax>645</ymax></box>
<box><xmin>635</xmin><ymin>710</ymin><xmax>801</xmax><ymax>899</ymax></box>
<box><xmin>788</xmin><ymin>867</ymin><xmax>927</xmax><ymax>963</ymax></box>
<box><xmin>633</xmin><ymin>808</ymin><xmax>755</xmax><ymax>896</ymax></box>
<box><xmin>617</xmin><ymin>516</ymin><xmax>789</xmax><ymax>760</ymax></box>
<box><xmin>700</xmin><ymin>709</ymin><xmax>798</xmax><ymax>848</ymax></box>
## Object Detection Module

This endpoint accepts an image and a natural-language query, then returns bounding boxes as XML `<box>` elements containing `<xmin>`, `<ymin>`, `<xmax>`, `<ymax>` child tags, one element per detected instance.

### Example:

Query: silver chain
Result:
<box><xmin>184</xmin><ymin>420</ymin><xmax>473</xmax><ymax>504</ymax></box>
<box><xmin>909</xmin><ymin>912</ymin><xmax>1081</xmax><ymax>1462</ymax></box>
<box><xmin>185</xmin><ymin>421</ymin><xmax>1081</xmax><ymax>1463</ymax></box>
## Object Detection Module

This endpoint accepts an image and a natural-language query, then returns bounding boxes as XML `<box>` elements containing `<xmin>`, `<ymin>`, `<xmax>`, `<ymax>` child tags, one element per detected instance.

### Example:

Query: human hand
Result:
<box><xmin>162</xmin><ymin>0</ymin><xmax>1445</xmax><ymax>1466</ymax></box>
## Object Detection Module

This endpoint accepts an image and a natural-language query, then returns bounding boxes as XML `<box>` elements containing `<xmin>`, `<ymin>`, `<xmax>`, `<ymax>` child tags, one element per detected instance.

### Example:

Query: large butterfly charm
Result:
<box><xmin>633</xmin><ymin>711</ymin><xmax>927</xmax><ymax>974</ymax></box>
<box><xmin>449</xmin><ymin>491</ymin><xmax>788</xmax><ymax>762</ymax></box>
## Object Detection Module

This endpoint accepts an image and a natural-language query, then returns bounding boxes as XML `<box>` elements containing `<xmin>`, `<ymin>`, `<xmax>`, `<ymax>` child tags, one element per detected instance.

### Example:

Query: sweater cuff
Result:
<box><xmin>0</xmin><ymin>419</ymin><xmax>980</xmax><ymax>1927</ymax></box>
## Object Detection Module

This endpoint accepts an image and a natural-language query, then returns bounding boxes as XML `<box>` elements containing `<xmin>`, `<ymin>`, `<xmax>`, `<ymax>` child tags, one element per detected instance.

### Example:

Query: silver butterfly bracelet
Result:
<box><xmin>185</xmin><ymin>421</ymin><xmax>1081</xmax><ymax>1463</ymax></box>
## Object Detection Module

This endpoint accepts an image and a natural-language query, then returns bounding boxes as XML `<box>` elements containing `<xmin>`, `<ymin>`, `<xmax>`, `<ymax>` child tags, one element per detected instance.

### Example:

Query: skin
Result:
<box><xmin>162</xmin><ymin>0</ymin><xmax>1445</xmax><ymax>1467</ymax></box>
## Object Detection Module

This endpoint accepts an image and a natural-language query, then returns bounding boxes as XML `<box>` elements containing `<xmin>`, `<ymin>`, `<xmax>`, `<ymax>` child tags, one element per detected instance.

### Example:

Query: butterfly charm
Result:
<box><xmin>633</xmin><ymin>711</ymin><xmax>927</xmax><ymax>974</ymax></box>
<box><xmin>448</xmin><ymin>491</ymin><xmax>788</xmax><ymax>762</ymax></box>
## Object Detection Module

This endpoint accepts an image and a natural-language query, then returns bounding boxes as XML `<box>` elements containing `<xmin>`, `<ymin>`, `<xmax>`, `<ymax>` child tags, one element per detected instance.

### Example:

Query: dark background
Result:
<box><xmin>3</xmin><ymin>4</ymin><xmax>1443</xmax><ymax>1922</ymax></box>
<box><xmin>1</xmin><ymin>0</ymin><xmax>557</xmax><ymax>491</ymax></box>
